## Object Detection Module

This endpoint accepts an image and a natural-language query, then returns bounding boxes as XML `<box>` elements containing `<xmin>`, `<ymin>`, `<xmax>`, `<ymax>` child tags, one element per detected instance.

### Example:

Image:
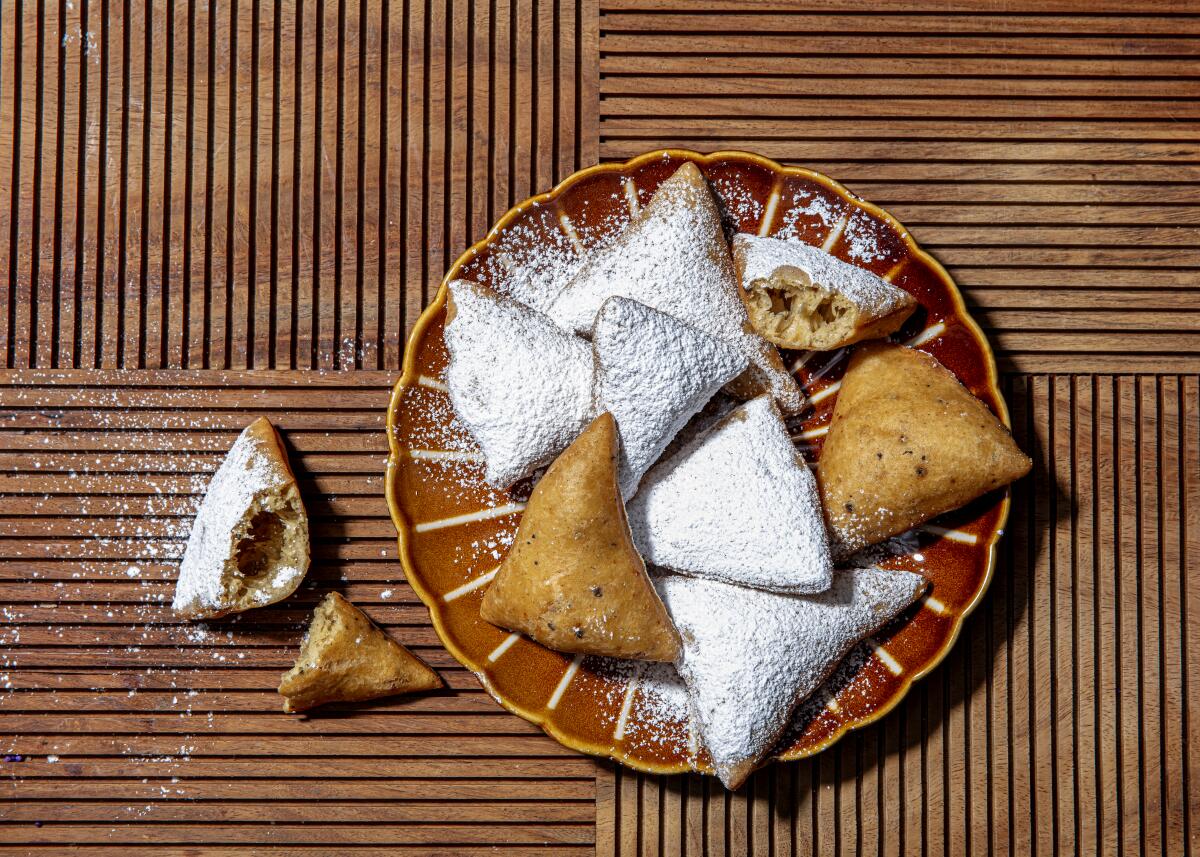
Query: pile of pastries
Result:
<box><xmin>444</xmin><ymin>163</ymin><xmax>1031</xmax><ymax>788</ymax></box>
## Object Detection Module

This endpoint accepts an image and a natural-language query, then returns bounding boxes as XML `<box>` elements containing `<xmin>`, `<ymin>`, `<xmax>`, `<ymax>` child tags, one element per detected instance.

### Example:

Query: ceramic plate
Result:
<box><xmin>385</xmin><ymin>150</ymin><xmax>1010</xmax><ymax>777</ymax></box>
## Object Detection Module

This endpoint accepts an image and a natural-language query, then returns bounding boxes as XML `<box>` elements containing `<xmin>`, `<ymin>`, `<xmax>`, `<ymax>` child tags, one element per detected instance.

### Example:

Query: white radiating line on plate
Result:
<box><xmin>442</xmin><ymin>566</ymin><xmax>500</xmax><ymax>603</ymax></box>
<box><xmin>820</xmin><ymin>213</ymin><xmax>849</xmax><ymax>252</ymax></box>
<box><xmin>613</xmin><ymin>665</ymin><xmax>644</xmax><ymax>741</ymax></box>
<box><xmin>806</xmin><ymin>348</ymin><xmax>847</xmax><ymax>384</ymax></box>
<box><xmin>558</xmin><ymin>213</ymin><xmax>585</xmax><ymax>252</ymax></box>
<box><xmin>408</xmin><ymin>449</ymin><xmax>484</xmax><ymax>463</ymax></box>
<box><xmin>487</xmin><ymin>633</ymin><xmax>521</xmax><ymax>663</ymax></box>
<box><xmin>793</xmin><ymin>425</ymin><xmax>829</xmax><ymax>441</ymax></box>
<box><xmin>825</xmin><ymin>695</ymin><xmax>841</xmax><ymax>713</ymax></box>
<box><xmin>791</xmin><ymin>350</ymin><xmax>816</xmax><ymax>373</ymax></box>
<box><xmin>882</xmin><ymin>259</ymin><xmax>907</xmax><ymax>283</ymax></box>
<box><xmin>417</xmin><ymin>374</ymin><xmax>449</xmax><ymax>392</ymax></box>
<box><xmin>758</xmin><ymin>189</ymin><xmax>781</xmax><ymax>236</ymax></box>
<box><xmin>413</xmin><ymin>502</ymin><xmax>525</xmax><ymax>533</ymax></box>
<box><xmin>547</xmin><ymin>655</ymin><xmax>584</xmax><ymax>710</ymax></box>
<box><xmin>808</xmin><ymin>381</ymin><xmax>841</xmax><ymax>406</ymax></box>
<box><xmin>923</xmin><ymin>594</ymin><xmax>948</xmax><ymax>615</ymax></box>
<box><xmin>906</xmin><ymin>322</ymin><xmax>946</xmax><ymax>348</ymax></box>
<box><xmin>921</xmin><ymin>524</ymin><xmax>979</xmax><ymax>545</ymax></box>
<box><xmin>873</xmin><ymin>643</ymin><xmax>904</xmax><ymax>676</ymax></box>
<box><xmin>624</xmin><ymin>178</ymin><xmax>640</xmax><ymax>215</ymax></box>
<box><xmin>686</xmin><ymin>719</ymin><xmax>700</xmax><ymax>761</ymax></box>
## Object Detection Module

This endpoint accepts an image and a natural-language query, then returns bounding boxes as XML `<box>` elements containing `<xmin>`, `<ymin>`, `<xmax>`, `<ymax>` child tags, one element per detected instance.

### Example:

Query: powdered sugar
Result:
<box><xmin>733</xmin><ymin>234</ymin><xmax>913</xmax><ymax>321</ymax></box>
<box><xmin>593</xmin><ymin>297</ymin><xmax>748</xmax><ymax>498</ymax></box>
<box><xmin>171</xmin><ymin>424</ymin><xmax>302</xmax><ymax>618</ymax></box>
<box><xmin>443</xmin><ymin>280</ymin><xmax>598</xmax><ymax>488</ymax></box>
<box><xmin>654</xmin><ymin>566</ymin><xmax>927</xmax><ymax>787</ymax></box>
<box><xmin>480</xmin><ymin>207</ymin><xmax>588</xmax><ymax>313</ymax></box>
<box><xmin>546</xmin><ymin>163</ymin><xmax>803</xmax><ymax>414</ymax></box>
<box><xmin>627</xmin><ymin>396</ymin><xmax>833</xmax><ymax>594</ymax></box>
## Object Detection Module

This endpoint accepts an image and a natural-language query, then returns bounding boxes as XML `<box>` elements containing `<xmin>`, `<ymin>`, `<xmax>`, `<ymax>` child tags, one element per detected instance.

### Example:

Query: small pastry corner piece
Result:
<box><xmin>279</xmin><ymin>592</ymin><xmax>442</xmax><ymax>714</ymax></box>
<box><xmin>818</xmin><ymin>341</ymin><xmax>1033</xmax><ymax>557</ymax></box>
<box><xmin>172</xmin><ymin>417</ymin><xmax>310</xmax><ymax>620</ymax></box>
<box><xmin>480</xmin><ymin>412</ymin><xmax>681</xmax><ymax>662</ymax></box>
<box><xmin>731</xmin><ymin>234</ymin><xmax>917</xmax><ymax>351</ymax></box>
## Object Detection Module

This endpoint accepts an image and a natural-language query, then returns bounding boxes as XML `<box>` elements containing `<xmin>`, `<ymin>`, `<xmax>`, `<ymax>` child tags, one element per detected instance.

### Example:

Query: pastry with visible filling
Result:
<box><xmin>279</xmin><ymin>592</ymin><xmax>442</xmax><ymax>713</ymax></box>
<box><xmin>656</xmin><ymin>565</ymin><xmax>927</xmax><ymax>789</ymax></box>
<box><xmin>480</xmin><ymin>412</ymin><xmax>681</xmax><ymax>662</ymax></box>
<box><xmin>444</xmin><ymin>279</ymin><xmax>598</xmax><ymax>488</ymax></box>
<box><xmin>546</xmin><ymin>162</ymin><xmax>804</xmax><ymax>414</ymax></box>
<box><xmin>593</xmin><ymin>297</ymin><xmax>748</xmax><ymax>498</ymax></box>
<box><xmin>172</xmin><ymin>417</ymin><xmax>309</xmax><ymax>620</ymax></box>
<box><xmin>731</xmin><ymin>234</ymin><xmax>917</xmax><ymax>350</ymax></box>
<box><xmin>627</xmin><ymin>396</ymin><xmax>832</xmax><ymax>595</ymax></box>
<box><xmin>818</xmin><ymin>341</ymin><xmax>1032</xmax><ymax>556</ymax></box>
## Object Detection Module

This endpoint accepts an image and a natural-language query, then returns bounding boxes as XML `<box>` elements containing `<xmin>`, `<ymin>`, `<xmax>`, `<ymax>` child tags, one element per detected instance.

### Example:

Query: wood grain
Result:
<box><xmin>1</xmin><ymin>0</ymin><xmax>1198</xmax><ymax>853</ymax></box>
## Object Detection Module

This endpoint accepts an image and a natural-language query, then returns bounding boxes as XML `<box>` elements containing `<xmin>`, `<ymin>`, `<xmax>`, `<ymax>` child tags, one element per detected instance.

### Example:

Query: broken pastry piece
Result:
<box><xmin>818</xmin><ymin>341</ymin><xmax>1033</xmax><ymax>557</ymax></box>
<box><xmin>731</xmin><ymin>234</ymin><xmax>917</xmax><ymax>350</ymax></box>
<box><xmin>480</xmin><ymin>412</ymin><xmax>681</xmax><ymax>662</ymax></box>
<box><xmin>656</xmin><ymin>566</ymin><xmax>927</xmax><ymax>789</ymax></box>
<box><xmin>444</xmin><ymin>280</ymin><xmax>598</xmax><ymax>488</ymax></box>
<box><xmin>546</xmin><ymin>162</ymin><xmax>804</xmax><ymax>414</ymax></box>
<box><xmin>593</xmin><ymin>297</ymin><xmax>748</xmax><ymax>498</ymax></box>
<box><xmin>172</xmin><ymin>417</ymin><xmax>309</xmax><ymax>620</ymax></box>
<box><xmin>627</xmin><ymin>396</ymin><xmax>832</xmax><ymax>595</ymax></box>
<box><xmin>279</xmin><ymin>592</ymin><xmax>442</xmax><ymax>713</ymax></box>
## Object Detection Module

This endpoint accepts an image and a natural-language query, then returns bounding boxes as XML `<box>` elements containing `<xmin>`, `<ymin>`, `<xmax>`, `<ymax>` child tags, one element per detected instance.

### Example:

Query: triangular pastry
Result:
<box><xmin>546</xmin><ymin>162</ymin><xmax>804</xmax><ymax>414</ymax></box>
<box><xmin>627</xmin><ymin>396</ymin><xmax>833</xmax><ymax>594</ymax></box>
<box><xmin>480</xmin><ymin>413</ymin><xmax>681</xmax><ymax>662</ymax></box>
<box><xmin>593</xmin><ymin>297</ymin><xmax>749</xmax><ymax>498</ymax></box>
<box><xmin>818</xmin><ymin>341</ymin><xmax>1033</xmax><ymax>556</ymax></box>
<box><xmin>731</xmin><ymin>234</ymin><xmax>917</xmax><ymax>350</ymax></box>
<box><xmin>173</xmin><ymin>417</ymin><xmax>309</xmax><ymax>620</ymax></box>
<box><xmin>278</xmin><ymin>592</ymin><xmax>442</xmax><ymax>713</ymax></box>
<box><xmin>655</xmin><ymin>566</ymin><xmax>927</xmax><ymax>789</ymax></box>
<box><xmin>444</xmin><ymin>280</ymin><xmax>598</xmax><ymax>488</ymax></box>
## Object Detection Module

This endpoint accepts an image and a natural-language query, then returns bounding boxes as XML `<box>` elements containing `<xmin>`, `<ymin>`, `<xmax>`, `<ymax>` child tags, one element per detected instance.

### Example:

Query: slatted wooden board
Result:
<box><xmin>1</xmin><ymin>1</ymin><xmax>1197</xmax><ymax>853</ymax></box>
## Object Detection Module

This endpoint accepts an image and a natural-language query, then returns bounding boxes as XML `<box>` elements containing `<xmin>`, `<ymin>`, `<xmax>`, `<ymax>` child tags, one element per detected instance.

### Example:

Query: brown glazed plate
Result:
<box><xmin>385</xmin><ymin>150</ymin><xmax>1011</xmax><ymax>778</ymax></box>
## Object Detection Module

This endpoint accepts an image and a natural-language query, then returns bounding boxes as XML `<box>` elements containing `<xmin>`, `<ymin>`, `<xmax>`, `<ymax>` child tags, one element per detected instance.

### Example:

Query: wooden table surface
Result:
<box><xmin>1</xmin><ymin>0</ymin><xmax>1197</xmax><ymax>853</ymax></box>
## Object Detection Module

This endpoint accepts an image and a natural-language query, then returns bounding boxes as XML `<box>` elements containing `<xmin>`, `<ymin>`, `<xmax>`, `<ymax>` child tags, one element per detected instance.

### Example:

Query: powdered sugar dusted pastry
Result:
<box><xmin>546</xmin><ymin>162</ymin><xmax>804</xmax><ymax>414</ymax></box>
<box><xmin>627</xmin><ymin>396</ymin><xmax>833</xmax><ymax>594</ymax></box>
<box><xmin>444</xmin><ymin>280</ymin><xmax>598</xmax><ymax>488</ymax></box>
<box><xmin>593</xmin><ymin>297</ymin><xmax>748</xmax><ymax>498</ymax></box>
<box><xmin>656</xmin><ymin>566</ymin><xmax>927</xmax><ymax>788</ymax></box>
<box><xmin>732</xmin><ymin>234</ymin><xmax>917</xmax><ymax>350</ymax></box>
<box><xmin>173</xmin><ymin>418</ymin><xmax>310</xmax><ymax>620</ymax></box>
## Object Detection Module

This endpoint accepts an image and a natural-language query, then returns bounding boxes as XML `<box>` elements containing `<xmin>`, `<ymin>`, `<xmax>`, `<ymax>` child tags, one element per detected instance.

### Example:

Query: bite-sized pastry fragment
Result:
<box><xmin>481</xmin><ymin>413</ymin><xmax>681</xmax><ymax>662</ymax></box>
<box><xmin>546</xmin><ymin>161</ymin><xmax>804</xmax><ymax>414</ymax></box>
<box><xmin>818</xmin><ymin>341</ymin><xmax>1032</xmax><ymax>557</ymax></box>
<box><xmin>731</xmin><ymin>234</ymin><xmax>917</xmax><ymax>350</ymax></box>
<box><xmin>172</xmin><ymin>417</ymin><xmax>309</xmax><ymax>620</ymax></box>
<box><xmin>443</xmin><ymin>280</ymin><xmax>598</xmax><ymax>488</ymax></box>
<box><xmin>656</xmin><ymin>566</ymin><xmax>927</xmax><ymax>789</ymax></box>
<box><xmin>593</xmin><ymin>297</ymin><xmax>748</xmax><ymax>498</ymax></box>
<box><xmin>279</xmin><ymin>592</ymin><xmax>442</xmax><ymax>713</ymax></box>
<box><xmin>627</xmin><ymin>396</ymin><xmax>832</xmax><ymax>594</ymax></box>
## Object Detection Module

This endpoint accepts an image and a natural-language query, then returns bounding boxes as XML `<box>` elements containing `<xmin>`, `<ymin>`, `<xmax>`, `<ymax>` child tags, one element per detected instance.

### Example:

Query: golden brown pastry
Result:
<box><xmin>173</xmin><ymin>417</ymin><xmax>309</xmax><ymax>620</ymax></box>
<box><xmin>480</xmin><ymin>412</ymin><xmax>681</xmax><ymax>662</ymax></box>
<box><xmin>731</xmin><ymin>234</ymin><xmax>917</xmax><ymax>351</ymax></box>
<box><xmin>279</xmin><ymin>592</ymin><xmax>442</xmax><ymax>713</ymax></box>
<box><xmin>817</xmin><ymin>342</ymin><xmax>1032</xmax><ymax>556</ymax></box>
